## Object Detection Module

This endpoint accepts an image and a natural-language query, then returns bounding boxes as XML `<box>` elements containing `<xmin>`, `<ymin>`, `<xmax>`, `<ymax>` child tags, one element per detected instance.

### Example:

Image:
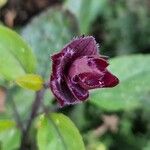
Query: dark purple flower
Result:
<box><xmin>50</xmin><ymin>36</ymin><xmax>119</xmax><ymax>107</ymax></box>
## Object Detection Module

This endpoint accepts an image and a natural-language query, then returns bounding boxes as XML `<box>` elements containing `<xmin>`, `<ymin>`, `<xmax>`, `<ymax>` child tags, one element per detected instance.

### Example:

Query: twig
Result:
<box><xmin>19</xmin><ymin>80</ymin><xmax>56</xmax><ymax>149</ymax></box>
<box><xmin>10</xmin><ymin>97</ymin><xmax>24</xmax><ymax>131</ymax></box>
<box><xmin>19</xmin><ymin>89</ymin><xmax>45</xmax><ymax>150</ymax></box>
<box><xmin>8</xmin><ymin>88</ymin><xmax>24</xmax><ymax>131</ymax></box>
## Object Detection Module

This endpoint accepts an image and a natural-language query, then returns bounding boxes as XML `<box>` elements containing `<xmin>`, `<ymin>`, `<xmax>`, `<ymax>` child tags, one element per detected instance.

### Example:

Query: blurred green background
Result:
<box><xmin>0</xmin><ymin>0</ymin><xmax>150</xmax><ymax>150</ymax></box>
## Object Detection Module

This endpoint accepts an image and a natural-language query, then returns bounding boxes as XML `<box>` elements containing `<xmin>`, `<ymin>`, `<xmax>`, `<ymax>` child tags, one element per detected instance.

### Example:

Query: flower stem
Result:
<box><xmin>19</xmin><ymin>89</ymin><xmax>45</xmax><ymax>150</ymax></box>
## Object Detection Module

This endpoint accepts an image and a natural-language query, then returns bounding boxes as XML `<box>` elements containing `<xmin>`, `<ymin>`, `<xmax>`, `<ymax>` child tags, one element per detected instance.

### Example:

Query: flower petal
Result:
<box><xmin>51</xmin><ymin>47</ymin><xmax>90</xmax><ymax>106</ymax></box>
<box><xmin>68</xmin><ymin>55</ymin><xmax>118</xmax><ymax>90</ymax></box>
<box><xmin>100</xmin><ymin>71</ymin><xmax>119</xmax><ymax>87</ymax></box>
<box><xmin>62</xmin><ymin>36</ymin><xmax>99</xmax><ymax>56</ymax></box>
<box><xmin>50</xmin><ymin>76</ymin><xmax>78</xmax><ymax>106</ymax></box>
<box><xmin>50</xmin><ymin>36</ymin><xmax>119</xmax><ymax>107</ymax></box>
<box><xmin>77</xmin><ymin>72</ymin><xmax>104</xmax><ymax>89</ymax></box>
<box><xmin>68</xmin><ymin>56</ymin><xmax>108</xmax><ymax>80</ymax></box>
<box><xmin>51</xmin><ymin>47</ymin><xmax>75</xmax><ymax>78</ymax></box>
<box><xmin>77</xmin><ymin>70</ymin><xmax>119</xmax><ymax>90</ymax></box>
<box><xmin>66</xmin><ymin>77</ymin><xmax>89</xmax><ymax>101</ymax></box>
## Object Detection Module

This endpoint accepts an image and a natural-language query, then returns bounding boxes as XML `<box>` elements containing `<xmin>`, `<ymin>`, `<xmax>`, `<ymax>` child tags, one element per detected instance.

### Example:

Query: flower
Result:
<box><xmin>50</xmin><ymin>36</ymin><xmax>119</xmax><ymax>107</ymax></box>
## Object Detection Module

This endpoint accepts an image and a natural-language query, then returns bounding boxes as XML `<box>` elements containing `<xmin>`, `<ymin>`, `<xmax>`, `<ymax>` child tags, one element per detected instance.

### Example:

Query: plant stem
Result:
<box><xmin>8</xmin><ymin>88</ymin><xmax>24</xmax><ymax>131</ymax></box>
<box><xmin>19</xmin><ymin>89</ymin><xmax>45</xmax><ymax>150</ymax></box>
<box><xmin>11</xmin><ymin>98</ymin><xmax>24</xmax><ymax>131</ymax></box>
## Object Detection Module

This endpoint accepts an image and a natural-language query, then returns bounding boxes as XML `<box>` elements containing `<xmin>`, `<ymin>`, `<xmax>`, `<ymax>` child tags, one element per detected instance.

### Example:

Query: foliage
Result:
<box><xmin>91</xmin><ymin>0</ymin><xmax>150</xmax><ymax>56</ymax></box>
<box><xmin>0</xmin><ymin>25</ymin><xmax>36</xmax><ymax>81</ymax></box>
<box><xmin>90</xmin><ymin>55</ymin><xmax>150</xmax><ymax>111</ymax></box>
<box><xmin>15</xmin><ymin>74</ymin><xmax>44</xmax><ymax>91</ymax></box>
<box><xmin>21</xmin><ymin>7</ymin><xmax>77</xmax><ymax>79</ymax></box>
<box><xmin>0</xmin><ymin>0</ymin><xmax>7</xmax><ymax>8</ymax></box>
<box><xmin>64</xmin><ymin>0</ymin><xmax>106</xmax><ymax>34</ymax></box>
<box><xmin>0</xmin><ymin>0</ymin><xmax>150</xmax><ymax>150</ymax></box>
<box><xmin>37</xmin><ymin>113</ymin><xmax>85</xmax><ymax>150</ymax></box>
<box><xmin>0</xmin><ymin>120</ymin><xmax>20</xmax><ymax>150</ymax></box>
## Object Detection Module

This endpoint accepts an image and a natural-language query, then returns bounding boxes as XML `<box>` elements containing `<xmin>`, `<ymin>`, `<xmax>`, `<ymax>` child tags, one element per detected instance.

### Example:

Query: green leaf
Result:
<box><xmin>0</xmin><ymin>0</ymin><xmax>7</xmax><ymax>8</ymax></box>
<box><xmin>21</xmin><ymin>7</ymin><xmax>77</xmax><ymax>79</ymax></box>
<box><xmin>143</xmin><ymin>141</ymin><xmax>150</xmax><ymax>150</ymax></box>
<box><xmin>0</xmin><ymin>120</ymin><xmax>15</xmax><ymax>132</ymax></box>
<box><xmin>65</xmin><ymin>0</ymin><xmax>107</xmax><ymax>33</ymax></box>
<box><xmin>90</xmin><ymin>55</ymin><xmax>150</xmax><ymax>111</ymax></box>
<box><xmin>37</xmin><ymin>113</ymin><xmax>85</xmax><ymax>150</ymax></box>
<box><xmin>0</xmin><ymin>25</ymin><xmax>36</xmax><ymax>81</ymax></box>
<box><xmin>0</xmin><ymin>75</ymin><xmax>5</xmax><ymax>86</ymax></box>
<box><xmin>0</xmin><ymin>120</ymin><xmax>20</xmax><ymax>150</ymax></box>
<box><xmin>86</xmin><ymin>142</ymin><xmax>106</xmax><ymax>150</ymax></box>
<box><xmin>15</xmin><ymin>74</ymin><xmax>44</xmax><ymax>91</ymax></box>
<box><xmin>7</xmin><ymin>88</ymin><xmax>35</xmax><ymax>121</ymax></box>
